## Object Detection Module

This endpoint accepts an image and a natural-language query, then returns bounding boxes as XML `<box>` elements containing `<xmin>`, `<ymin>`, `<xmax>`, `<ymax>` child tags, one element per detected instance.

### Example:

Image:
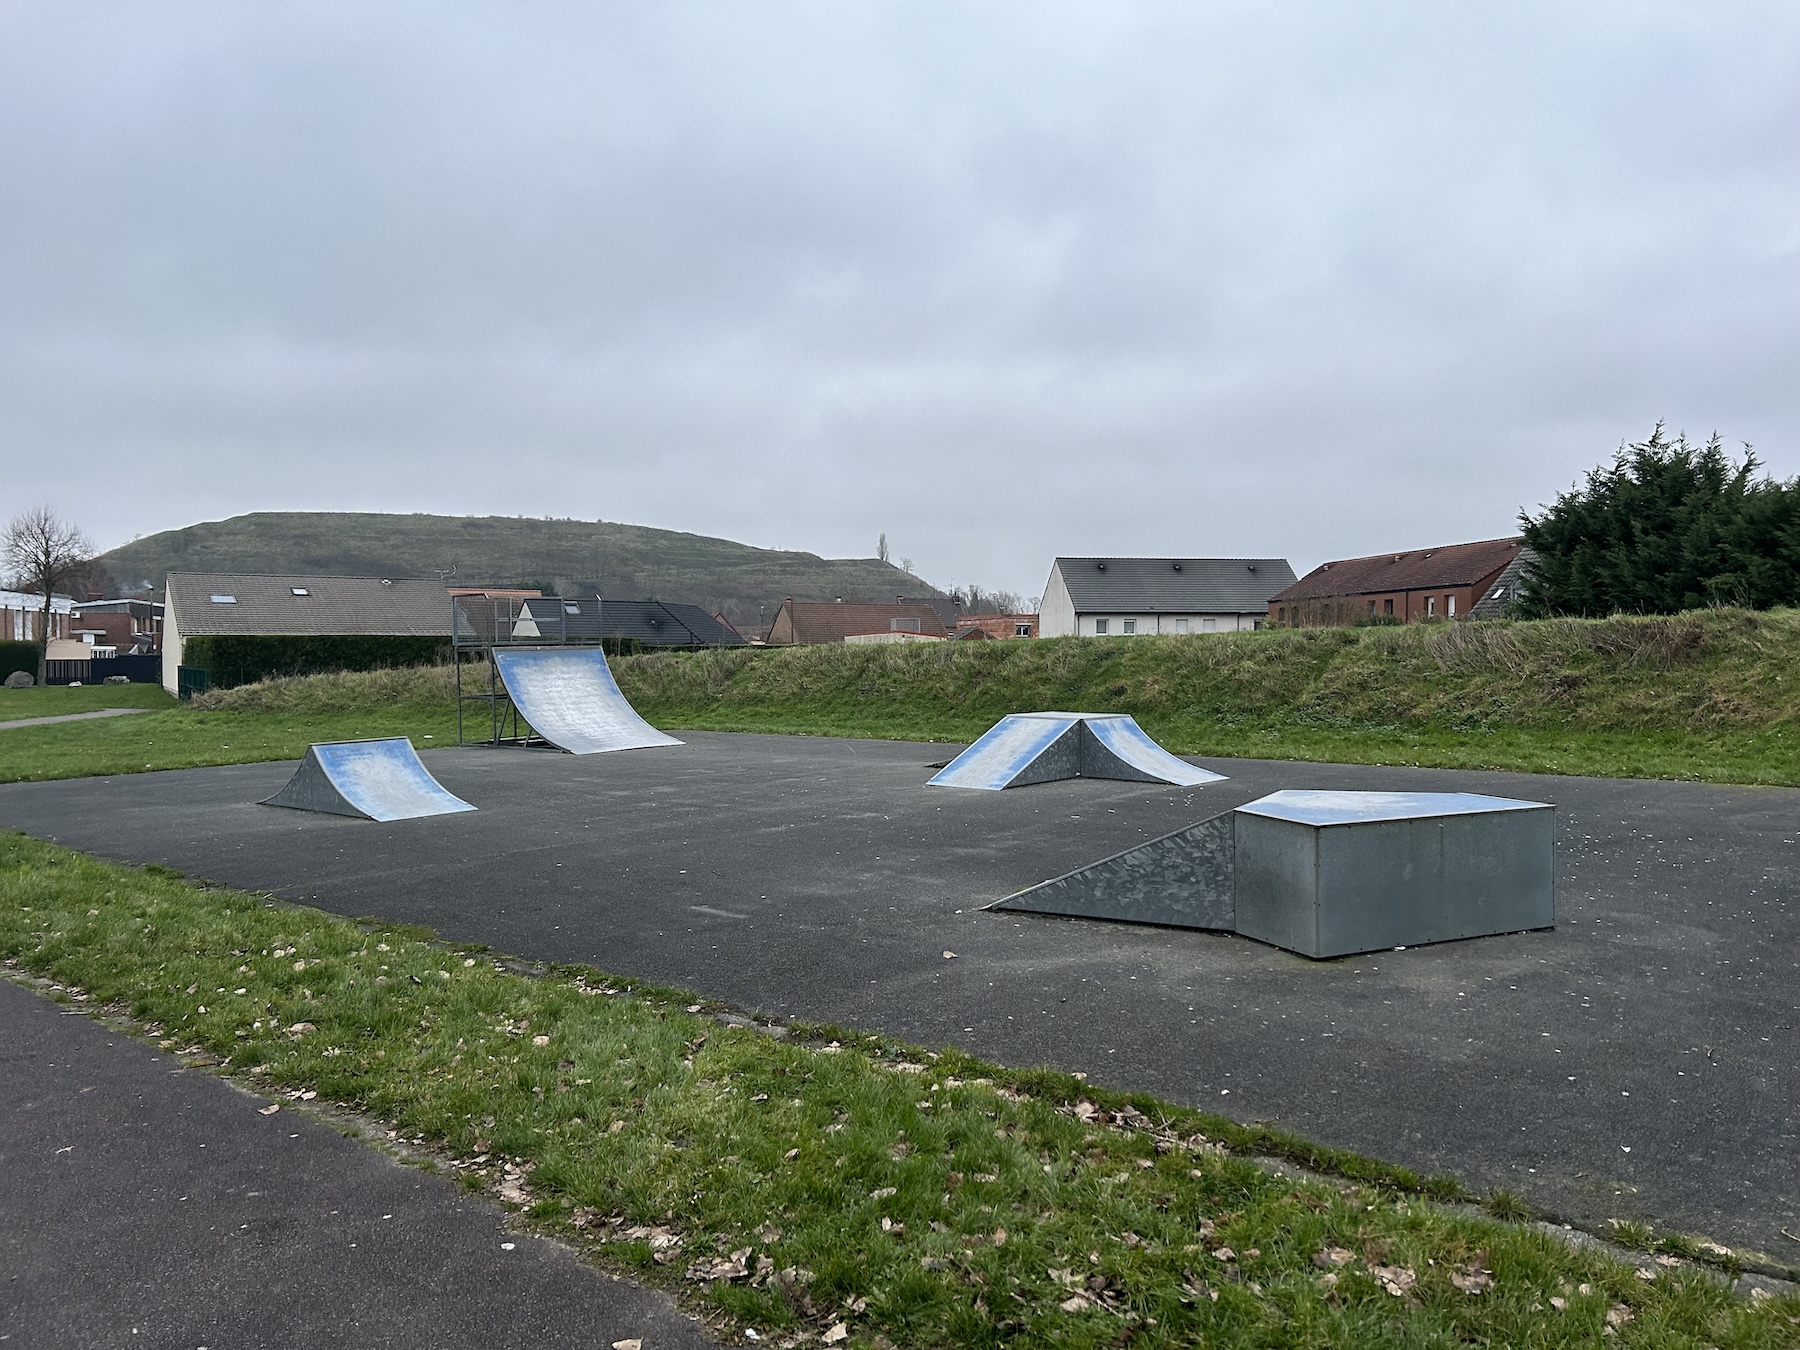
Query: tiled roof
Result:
<box><xmin>167</xmin><ymin>573</ymin><xmax>451</xmax><ymax>636</ymax></box>
<box><xmin>1270</xmin><ymin>537</ymin><xmax>1523</xmax><ymax>603</ymax></box>
<box><xmin>1053</xmin><ymin>558</ymin><xmax>1297</xmax><ymax>613</ymax></box>
<box><xmin>495</xmin><ymin>595</ymin><xmax>745</xmax><ymax>646</ymax></box>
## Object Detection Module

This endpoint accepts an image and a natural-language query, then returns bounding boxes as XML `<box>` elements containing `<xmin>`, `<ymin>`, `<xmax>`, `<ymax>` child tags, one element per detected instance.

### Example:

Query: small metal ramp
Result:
<box><xmin>927</xmin><ymin>713</ymin><xmax>1225</xmax><ymax>790</ymax></box>
<box><xmin>490</xmin><ymin>647</ymin><xmax>683</xmax><ymax>756</ymax></box>
<box><xmin>262</xmin><ymin>739</ymin><xmax>476</xmax><ymax>821</ymax></box>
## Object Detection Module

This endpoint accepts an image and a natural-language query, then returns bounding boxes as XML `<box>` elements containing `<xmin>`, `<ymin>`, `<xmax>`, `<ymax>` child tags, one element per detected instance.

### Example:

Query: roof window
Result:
<box><xmin>209</xmin><ymin>594</ymin><xmax>236</xmax><ymax>604</ymax></box>
<box><xmin>290</xmin><ymin>587</ymin><xmax>310</xmax><ymax>596</ymax></box>
<box><xmin>563</xmin><ymin>602</ymin><xmax>581</xmax><ymax>614</ymax></box>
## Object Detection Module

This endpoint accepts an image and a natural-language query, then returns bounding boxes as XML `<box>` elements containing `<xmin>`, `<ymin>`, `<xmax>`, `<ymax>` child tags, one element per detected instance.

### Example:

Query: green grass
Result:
<box><xmin>0</xmin><ymin>683</ymin><xmax>175</xmax><ymax>718</ymax></box>
<box><xmin>8</xmin><ymin>608</ymin><xmax>1800</xmax><ymax>786</ymax></box>
<box><xmin>5</xmin><ymin>833</ymin><xmax>1793</xmax><ymax>1348</ymax></box>
<box><xmin>609</xmin><ymin>609</ymin><xmax>1800</xmax><ymax>785</ymax></box>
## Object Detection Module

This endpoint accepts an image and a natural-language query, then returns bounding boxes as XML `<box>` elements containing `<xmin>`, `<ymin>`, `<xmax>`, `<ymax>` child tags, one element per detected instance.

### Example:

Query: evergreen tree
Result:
<box><xmin>1518</xmin><ymin>424</ymin><xmax>1800</xmax><ymax>616</ymax></box>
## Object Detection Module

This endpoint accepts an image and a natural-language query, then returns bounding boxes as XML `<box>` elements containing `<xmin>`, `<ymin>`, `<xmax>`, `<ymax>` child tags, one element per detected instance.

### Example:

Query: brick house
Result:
<box><xmin>765</xmin><ymin>598</ymin><xmax>950</xmax><ymax>644</ymax></box>
<box><xmin>954</xmin><ymin>614</ymin><xmax>1039</xmax><ymax>640</ymax></box>
<box><xmin>1268</xmin><ymin>537</ymin><xmax>1524</xmax><ymax>627</ymax></box>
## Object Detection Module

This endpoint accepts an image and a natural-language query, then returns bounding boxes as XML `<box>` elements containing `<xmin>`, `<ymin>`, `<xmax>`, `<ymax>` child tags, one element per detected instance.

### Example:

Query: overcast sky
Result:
<box><xmin>3</xmin><ymin>3</ymin><xmax>1796</xmax><ymax>598</ymax></box>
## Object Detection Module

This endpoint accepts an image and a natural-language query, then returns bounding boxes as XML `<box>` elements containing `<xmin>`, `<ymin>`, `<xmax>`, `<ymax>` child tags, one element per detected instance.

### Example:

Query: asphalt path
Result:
<box><xmin>1</xmin><ymin>732</ymin><xmax>1795</xmax><ymax>1259</ymax></box>
<box><xmin>0</xmin><ymin>975</ymin><xmax>715</xmax><ymax>1349</ymax></box>
<box><xmin>0</xmin><ymin>707</ymin><xmax>150</xmax><ymax>732</ymax></box>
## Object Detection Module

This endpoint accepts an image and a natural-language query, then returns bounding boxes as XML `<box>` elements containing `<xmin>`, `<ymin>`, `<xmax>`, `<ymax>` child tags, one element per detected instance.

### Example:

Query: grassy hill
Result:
<box><xmin>608</xmin><ymin>606</ymin><xmax>1800</xmax><ymax>783</ymax></box>
<box><xmin>96</xmin><ymin>511</ymin><xmax>934</xmax><ymax>630</ymax></box>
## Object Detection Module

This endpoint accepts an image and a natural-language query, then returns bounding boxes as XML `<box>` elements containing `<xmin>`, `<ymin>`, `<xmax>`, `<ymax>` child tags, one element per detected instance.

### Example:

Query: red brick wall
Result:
<box><xmin>954</xmin><ymin>614</ymin><xmax>1038</xmax><ymax>639</ymax></box>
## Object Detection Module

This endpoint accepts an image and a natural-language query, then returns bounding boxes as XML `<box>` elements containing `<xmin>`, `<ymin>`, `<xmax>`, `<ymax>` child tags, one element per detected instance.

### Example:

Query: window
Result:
<box><xmin>1202</xmin><ymin>617</ymin><xmax>1217</xmax><ymax>632</ymax></box>
<box><xmin>1094</xmin><ymin>618</ymin><xmax>1109</xmax><ymax>635</ymax></box>
<box><xmin>1383</xmin><ymin>598</ymin><xmax>1394</xmax><ymax>615</ymax></box>
<box><xmin>890</xmin><ymin>616</ymin><xmax>921</xmax><ymax>632</ymax></box>
<box><xmin>1426</xmin><ymin>596</ymin><xmax>1437</xmax><ymax>616</ymax></box>
<box><xmin>209</xmin><ymin>594</ymin><xmax>236</xmax><ymax>604</ymax></box>
<box><xmin>1447</xmin><ymin>595</ymin><xmax>1456</xmax><ymax>617</ymax></box>
<box><xmin>290</xmin><ymin>587</ymin><xmax>309</xmax><ymax>596</ymax></box>
<box><xmin>1122</xmin><ymin>619</ymin><xmax>1137</xmax><ymax>634</ymax></box>
<box><xmin>1174</xmin><ymin>618</ymin><xmax>1189</xmax><ymax>634</ymax></box>
<box><xmin>1014</xmin><ymin>623</ymin><xmax>1032</xmax><ymax>637</ymax></box>
<box><xmin>1367</xmin><ymin>600</ymin><xmax>1376</xmax><ymax>614</ymax></box>
<box><xmin>1277</xmin><ymin>607</ymin><xmax>1286</xmax><ymax>623</ymax></box>
<box><xmin>564</xmin><ymin>602</ymin><xmax>581</xmax><ymax>615</ymax></box>
<box><xmin>1252</xmin><ymin>619</ymin><xmax>1264</xmax><ymax>631</ymax></box>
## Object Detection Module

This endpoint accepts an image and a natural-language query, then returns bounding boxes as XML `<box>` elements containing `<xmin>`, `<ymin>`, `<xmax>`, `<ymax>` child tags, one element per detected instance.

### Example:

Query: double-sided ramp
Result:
<box><xmin>927</xmin><ymin>713</ymin><xmax>1224</xmax><ymax>790</ymax></box>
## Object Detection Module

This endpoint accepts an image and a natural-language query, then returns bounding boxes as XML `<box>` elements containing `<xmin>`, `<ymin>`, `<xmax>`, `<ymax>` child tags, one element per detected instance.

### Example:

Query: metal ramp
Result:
<box><xmin>926</xmin><ymin>713</ymin><xmax>1224</xmax><ymax>790</ymax></box>
<box><xmin>262</xmin><ymin>738</ymin><xmax>476</xmax><ymax>821</ymax></box>
<box><xmin>490</xmin><ymin>647</ymin><xmax>683</xmax><ymax>755</ymax></box>
<box><xmin>991</xmin><ymin>789</ymin><xmax>1555</xmax><ymax>958</ymax></box>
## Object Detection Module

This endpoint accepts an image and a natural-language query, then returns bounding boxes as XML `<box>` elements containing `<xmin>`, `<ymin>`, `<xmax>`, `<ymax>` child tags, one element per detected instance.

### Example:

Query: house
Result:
<box><xmin>1</xmin><ymin>588</ymin><xmax>76</xmax><ymax>643</ymax></box>
<box><xmin>1469</xmin><ymin>546</ymin><xmax>1538</xmax><ymax>619</ymax></box>
<box><xmin>1037</xmin><ymin>558</ymin><xmax>1297</xmax><ymax>638</ymax></box>
<box><xmin>162</xmin><ymin>573</ymin><xmax>452</xmax><ymax>693</ymax></box>
<box><xmin>954</xmin><ymin>613</ymin><xmax>1039</xmax><ymax>640</ymax></box>
<box><xmin>765</xmin><ymin>598</ymin><xmax>949</xmax><ymax>644</ymax></box>
<box><xmin>70</xmin><ymin>598</ymin><xmax>164</xmax><ymax>654</ymax></box>
<box><xmin>1267</xmin><ymin>537</ymin><xmax>1524</xmax><ymax>627</ymax></box>
<box><xmin>507</xmin><ymin>594</ymin><xmax>745</xmax><ymax>648</ymax></box>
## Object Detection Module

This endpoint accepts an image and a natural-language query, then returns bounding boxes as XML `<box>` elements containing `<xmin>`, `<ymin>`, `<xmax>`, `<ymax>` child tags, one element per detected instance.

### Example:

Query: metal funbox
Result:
<box><xmin>993</xmin><ymin>789</ymin><xmax>1555</xmax><ymax>959</ymax></box>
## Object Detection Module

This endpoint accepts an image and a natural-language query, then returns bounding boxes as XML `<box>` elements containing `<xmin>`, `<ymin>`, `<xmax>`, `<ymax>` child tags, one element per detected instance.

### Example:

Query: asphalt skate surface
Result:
<box><xmin>2</xmin><ymin>732</ymin><xmax>1795</xmax><ymax>1259</ymax></box>
<box><xmin>0</xmin><ymin>976</ymin><xmax>715</xmax><ymax>1349</ymax></box>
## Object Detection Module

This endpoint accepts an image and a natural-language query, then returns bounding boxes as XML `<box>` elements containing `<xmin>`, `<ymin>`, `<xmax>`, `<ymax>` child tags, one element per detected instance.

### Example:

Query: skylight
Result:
<box><xmin>291</xmin><ymin>587</ymin><xmax>310</xmax><ymax>596</ymax></box>
<box><xmin>209</xmin><ymin>594</ymin><xmax>236</xmax><ymax>604</ymax></box>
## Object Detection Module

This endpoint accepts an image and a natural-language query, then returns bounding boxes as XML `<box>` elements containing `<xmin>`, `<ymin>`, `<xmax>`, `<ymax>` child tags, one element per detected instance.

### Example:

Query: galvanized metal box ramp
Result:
<box><xmin>490</xmin><ymin>647</ymin><xmax>683</xmax><ymax>755</ymax></box>
<box><xmin>262</xmin><ymin>738</ymin><xmax>476</xmax><ymax>822</ymax></box>
<box><xmin>927</xmin><ymin>712</ymin><xmax>1225</xmax><ymax>790</ymax></box>
<box><xmin>991</xmin><ymin>789</ymin><xmax>1555</xmax><ymax>958</ymax></box>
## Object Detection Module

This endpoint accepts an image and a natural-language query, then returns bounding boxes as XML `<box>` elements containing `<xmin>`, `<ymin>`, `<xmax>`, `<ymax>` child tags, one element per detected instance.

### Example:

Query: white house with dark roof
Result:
<box><xmin>161</xmin><ymin>573</ymin><xmax>451</xmax><ymax>693</ymax></box>
<box><xmin>1037</xmin><ymin>557</ymin><xmax>1297</xmax><ymax>638</ymax></box>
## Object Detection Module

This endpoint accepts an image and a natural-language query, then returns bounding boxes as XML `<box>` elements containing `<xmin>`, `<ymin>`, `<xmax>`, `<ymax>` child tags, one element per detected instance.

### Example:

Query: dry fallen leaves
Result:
<box><xmin>1451</xmin><ymin>1268</ymin><xmax>1494</xmax><ymax>1295</ymax></box>
<box><xmin>822</xmin><ymin>1323</ymin><xmax>849</xmax><ymax>1344</ymax></box>
<box><xmin>611</xmin><ymin>1341</ymin><xmax>642</xmax><ymax>1350</ymax></box>
<box><xmin>257</xmin><ymin>1104</ymin><xmax>280</xmax><ymax>1116</ymax></box>
<box><xmin>1312</xmin><ymin>1247</ymin><xmax>1355</xmax><ymax>1270</ymax></box>
<box><xmin>1371</xmin><ymin>1265</ymin><xmax>1417</xmax><ymax>1297</ymax></box>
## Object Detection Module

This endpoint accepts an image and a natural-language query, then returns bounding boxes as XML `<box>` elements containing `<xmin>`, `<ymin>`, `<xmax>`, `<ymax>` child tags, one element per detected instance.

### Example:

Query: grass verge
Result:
<box><xmin>4</xmin><ymin>832</ymin><xmax>1794</xmax><ymax>1348</ymax></box>
<box><xmin>0</xmin><ymin>682</ymin><xmax>174</xmax><ymax>718</ymax></box>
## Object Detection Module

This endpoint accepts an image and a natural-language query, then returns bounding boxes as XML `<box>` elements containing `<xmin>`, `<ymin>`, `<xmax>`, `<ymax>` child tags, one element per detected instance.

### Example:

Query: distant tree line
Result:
<box><xmin>1518</xmin><ymin>424</ymin><xmax>1800</xmax><ymax>617</ymax></box>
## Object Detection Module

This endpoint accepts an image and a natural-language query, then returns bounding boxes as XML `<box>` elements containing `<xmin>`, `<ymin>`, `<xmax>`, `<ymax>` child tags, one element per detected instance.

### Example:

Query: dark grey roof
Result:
<box><xmin>168</xmin><ymin>573</ymin><xmax>450</xmax><ymax>636</ymax></box>
<box><xmin>599</xmin><ymin>599</ymin><xmax>745</xmax><ymax>647</ymax></box>
<box><xmin>508</xmin><ymin>595</ymin><xmax>744</xmax><ymax>647</ymax></box>
<box><xmin>1469</xmin><ymin>547</ymin><xmax>1538</xmax><ymax>619</ymax></box>
<box><xmin>1052</xmin><ymin>557</ymin><xmax>1297</xmax><ymax>613</ymax></box>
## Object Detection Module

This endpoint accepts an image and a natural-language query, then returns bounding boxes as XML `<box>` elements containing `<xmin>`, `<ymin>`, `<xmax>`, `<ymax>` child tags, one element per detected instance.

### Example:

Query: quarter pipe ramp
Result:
<box><xmin>927</xmin><ymin>713</ymin><xmax>1225</xmax><ymax>790</ymax></box>
<box><xmin>490</xmin><ymin>647</ymin><xmax>683</xmax><ymax>755</ymax></box>
<box><xmin>262</xmin><ymin>738</ymin><xmax>476</xmax><ymax>821</ymax></box>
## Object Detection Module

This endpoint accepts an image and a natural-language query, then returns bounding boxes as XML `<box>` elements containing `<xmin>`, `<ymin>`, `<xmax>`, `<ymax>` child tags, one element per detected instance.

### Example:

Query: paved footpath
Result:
<box><xmin>0</xmin><ymin>708</ymin><xmax>150</xmax><ymax>732</ymax></box>
<box><xmin>0</xmin><ymin>977</ymin><xmax>714</xmax><ymax>1350</ymax></box>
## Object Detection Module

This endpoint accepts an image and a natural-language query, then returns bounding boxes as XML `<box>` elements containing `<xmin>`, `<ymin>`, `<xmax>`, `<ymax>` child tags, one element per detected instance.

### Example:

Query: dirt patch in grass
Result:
<box><xmin>4</xmin><ymin>834</ymin><xmax>1793</xmax><ymax>1348</ymax></box>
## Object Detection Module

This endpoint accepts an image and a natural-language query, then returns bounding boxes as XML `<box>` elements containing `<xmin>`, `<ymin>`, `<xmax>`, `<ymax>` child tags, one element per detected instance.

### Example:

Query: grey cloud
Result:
<box><xmin>2</xmin><ymin>2</ymin><xmax>1797</xmax><ymax>595</ymax></box>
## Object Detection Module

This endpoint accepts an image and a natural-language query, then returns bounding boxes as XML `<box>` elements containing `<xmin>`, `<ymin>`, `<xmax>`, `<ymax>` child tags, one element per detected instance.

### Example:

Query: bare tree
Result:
<box><xmin>3</xmin><ymin>506</ymin><xmax>94</xmax><ymax>682</ymax></box>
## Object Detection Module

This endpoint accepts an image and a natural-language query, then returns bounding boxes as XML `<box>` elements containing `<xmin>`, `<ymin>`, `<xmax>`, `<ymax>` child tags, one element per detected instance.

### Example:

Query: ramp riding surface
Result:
<box><xmin>262</xmin><ymin>738</ymin><xmax>477</xmax><ymax>821</ymax></box>
<box><xmin>491</xmin><ymin>646</ymin><xmax>683</xmax><ymax>755</ymax></box>
<box><xmin>927</xmin><ymin>712</ymin><xmax>1226</xmax><ymax>789</ymax></box>
<box><xmin>2</xmin><ymin>734</ymin><xmax>1795</xmax><ymax>1260</ymax></box>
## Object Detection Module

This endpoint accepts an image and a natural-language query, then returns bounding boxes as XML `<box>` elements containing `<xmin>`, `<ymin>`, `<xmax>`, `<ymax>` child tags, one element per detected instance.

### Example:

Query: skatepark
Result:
<box><xmin>3</xmin><ymin>675</ymin><xmax>1796</xmax><ymax>1261</ymax></box>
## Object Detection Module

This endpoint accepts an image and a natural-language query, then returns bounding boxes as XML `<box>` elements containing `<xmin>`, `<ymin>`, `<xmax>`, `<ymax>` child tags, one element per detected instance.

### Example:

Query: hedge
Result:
<box><xmin>0</xmin><ymin>640</ymin><xmax>38</xmax><ymax>681</ymax></box>
<box><xmin>181</xmin><ymin>635</ymin><xmax>451</xmax><ymax>689</ymax></box>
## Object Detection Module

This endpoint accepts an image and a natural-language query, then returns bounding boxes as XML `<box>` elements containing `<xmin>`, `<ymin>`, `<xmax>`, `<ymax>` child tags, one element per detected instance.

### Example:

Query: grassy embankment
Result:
<box><xmin>6</xmin><ymin>834</ymin><xmax>1794</xmax><ymax>1348</ymax></box>
<box><xmin>4</xmin><ymin>608</ymin><xmax>1800</xmax><ymax>785</ymax></box>
<box><xmin>620</xmin><ymin>607</ymin><xmax>1800</xmax><ymax>784</ymax></box>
